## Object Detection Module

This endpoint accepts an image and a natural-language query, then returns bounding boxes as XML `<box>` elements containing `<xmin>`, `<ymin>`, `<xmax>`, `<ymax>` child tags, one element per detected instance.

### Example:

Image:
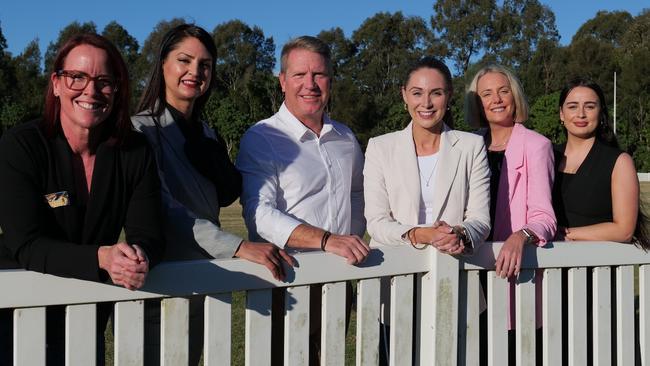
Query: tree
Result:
<box><xmin>44</xmin><ymin>21</ymin><xmax>97</xmax><ymax>72</ymax></box>
<box><xmin>431</xmin><ymin>0</ymin><xmax>496</xmax><ymax>74</ymax></box>
<box><xmin>211</xmin><ymin>20</ymin><xmax>275</xmax><ymax>92</ymax></box>
<box><xmin>489</xmin><ymin>0</ymin><xmax>559</xmax><ymax>69</ymax></box>
<box><xmin>572</xmin><ymin>10</ymin><xmax>633</xmax><ymax>47</ymax></box>
<box><xmin>0</xmin><ymin>22</ymin><xmax>15</xmax><ymax>105</ymax></box>
<box><xmin>317</xmin><ymin>27</ymin><xmax>356</xmax><ymax>78</ymax></box>
<box><xmin>102</xmin><ymin>21</ymin><xmax>139</xmax><ymax>64</ymax></box>
<box><xmin>616</xmin><ymin>10</ymin><xmax>650</xmax><ymax>168</ymax></box>
<box><xmin>12</xmin><ymin>39</ymin><xmax>45</xmax><ymax>121</ymax></box>
<box><xmin>528</xmin><ymin>91</ymin><xmax>565</xmax><ymax>145</ymax></box>
<box><xmin>518</xmin><ymin>39</ymin><xmax>567</xmax><ymax>100</ymax></box>
<box><xmin>347</xmin><ymin>12</ymin><xmax>430</xmax><ymax>138</ymax></box>
<box><xmin>102</xmin><ymin>21</ymin><xmax>140</xmax><ymax>107</ymax></box>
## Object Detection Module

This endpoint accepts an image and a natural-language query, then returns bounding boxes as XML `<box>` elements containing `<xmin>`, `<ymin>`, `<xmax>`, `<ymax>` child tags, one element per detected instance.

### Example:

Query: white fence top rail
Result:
<box><xmin>1</xmin><ymin>241</ymin><xmax>649</xmax><ymax>309</ymax></box>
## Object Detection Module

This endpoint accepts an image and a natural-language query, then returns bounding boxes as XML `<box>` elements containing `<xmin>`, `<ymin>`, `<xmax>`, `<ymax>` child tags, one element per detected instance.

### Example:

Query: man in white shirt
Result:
<box><xmin>237</xmin><ymin>36</ymin><xmax>369</xmax><ymax>263</ymax></box>
<box><xmin>236</xmin><ymin>36</ymin><xmax>369</xmax><ymax>364</ymax></box>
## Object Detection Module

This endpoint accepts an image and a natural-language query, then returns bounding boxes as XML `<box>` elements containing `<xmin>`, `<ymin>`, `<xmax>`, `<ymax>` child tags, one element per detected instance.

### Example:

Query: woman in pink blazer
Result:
<box><xmin>465</xmin><ymin>64</ymin><xmax>556</xmax><ymax>361</ymax></box>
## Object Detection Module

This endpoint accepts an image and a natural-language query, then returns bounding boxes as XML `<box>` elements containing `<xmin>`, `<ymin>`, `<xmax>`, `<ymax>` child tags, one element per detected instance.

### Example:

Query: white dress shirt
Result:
<box><xmin>236</xmin><ymin>103</ymin><xmax>366</xmax><ymax>248</ymax></box>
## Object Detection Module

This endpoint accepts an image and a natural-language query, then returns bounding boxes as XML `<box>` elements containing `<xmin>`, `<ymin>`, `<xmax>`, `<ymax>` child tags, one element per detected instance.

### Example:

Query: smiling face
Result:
<box><xmin>279</xmin><ymin>48</ymin><xmax>330</xmax><ymax>126</ymax></box>
<box><xmin>52</xmin><ymin>44</ymin><xmax>115</xmax><ymax>134</ymax></box>
<box><xmin>476</xmin><ymin>72</ymin><xmax>516</xmax><ymax>128</ymax></box>
<box><xmin>162</xmin><ymin>36</ymin><xmax>212</xmax><ymax>115</ymax></box>
<box><xmin>402</xmin><ymin>67</ymin><xmax>450</xmax><ymax>132</ymax></box>
<box><xmin>560</xmin><ymin>86</ymin><xmax>601</xmax><ymax>139</ymax></box>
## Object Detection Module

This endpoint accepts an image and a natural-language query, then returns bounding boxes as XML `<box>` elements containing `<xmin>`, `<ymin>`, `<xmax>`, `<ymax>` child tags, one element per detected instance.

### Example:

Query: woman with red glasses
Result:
<box><xmin>0</xmin><ymin>33</ymin><xmax>164</xmax><ymax>365</ymax></box>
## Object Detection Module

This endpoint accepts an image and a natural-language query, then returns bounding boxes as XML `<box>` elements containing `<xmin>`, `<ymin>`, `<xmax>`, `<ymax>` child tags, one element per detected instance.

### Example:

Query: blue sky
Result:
<box><xmin>1</xmin><ymin>0</ymin><xmax>646</xmax><ymax>70</ymax></box>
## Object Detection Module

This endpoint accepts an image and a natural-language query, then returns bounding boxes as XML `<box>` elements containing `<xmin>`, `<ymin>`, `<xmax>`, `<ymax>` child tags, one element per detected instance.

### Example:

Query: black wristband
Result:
<box><xmin>321</xmin><ymin>231</ymin><xmax>332</xmax><ymax>251</ymax></box>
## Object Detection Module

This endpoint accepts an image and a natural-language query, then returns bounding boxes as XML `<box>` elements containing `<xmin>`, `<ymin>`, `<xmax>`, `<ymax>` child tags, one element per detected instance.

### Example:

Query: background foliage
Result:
<box><xmin>0</xmin><ymin>2</ymin><xmax>648</xmax><ymax>167</ymax></box>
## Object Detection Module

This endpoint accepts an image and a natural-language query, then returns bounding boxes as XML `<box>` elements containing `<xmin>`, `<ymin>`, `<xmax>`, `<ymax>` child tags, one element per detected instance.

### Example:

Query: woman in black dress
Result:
<box><xmin>553</xmin><ymin>78</ymin><xmax>649</xmax><ymax>248</ymax></box>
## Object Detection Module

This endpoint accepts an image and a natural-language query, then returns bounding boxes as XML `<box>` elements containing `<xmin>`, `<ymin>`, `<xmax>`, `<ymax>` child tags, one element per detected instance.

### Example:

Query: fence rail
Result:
<box><xmin>2</xmin><ymin>241</ymin><xmax>650</xmax><ymax>365</ymax></box>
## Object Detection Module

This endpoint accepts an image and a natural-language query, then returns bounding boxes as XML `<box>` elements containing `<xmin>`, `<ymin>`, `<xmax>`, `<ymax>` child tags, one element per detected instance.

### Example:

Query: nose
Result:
<box><xmin>491</xmin><ymin>93</ymin><xmax>502</xmax><ymax>103</ymax></box>
<box><xmin>424</xmin><ymin>95</ymin><xmax>433</xmax><ymax>108</ymax></box>
<box><xmin>304</xmin><ymin>72</ymin><xmax>317</xmax><ymax>89</ymax></box>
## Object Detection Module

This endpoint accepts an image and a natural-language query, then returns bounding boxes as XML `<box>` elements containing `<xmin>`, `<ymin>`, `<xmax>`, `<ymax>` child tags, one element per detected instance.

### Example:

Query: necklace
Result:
<box><xmin>419</xmin><ymin>155</ymin><xmax>439</xmax><ymax>187</ymax></box>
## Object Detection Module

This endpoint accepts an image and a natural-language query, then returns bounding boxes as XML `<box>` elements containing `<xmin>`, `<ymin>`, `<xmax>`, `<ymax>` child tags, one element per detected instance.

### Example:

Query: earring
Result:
<box><xmin>403</xmin><ymin>103</ymin><xmax>407</xmax><ymax>111</ymax></box>
<box><xmin>560</xmin><ymin>120</ymin><xmax>564</xmax><ymax>126</ymax></box>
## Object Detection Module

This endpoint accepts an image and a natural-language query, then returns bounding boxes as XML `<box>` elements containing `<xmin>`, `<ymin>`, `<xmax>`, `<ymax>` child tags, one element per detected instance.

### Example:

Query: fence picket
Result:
<box><xmin>389</xmin><ymin>274</ymin><xmax>413</xmax><ymax>366</ymax></box>
<box><xmin>284</xmin><ymin>285</ymin><xmax>310</xmax><ymax>366</ymax></box>
<box><xmin>114</xmin><ymin>300</ymin><xmax>144</xmax><ymax>366</ymax></box>
<box><xmin>321</xmin><ymin>282</ymin><xmax>346</xmax><ymax>366</ymax></box>
<box><xmin>204</xmin><ymin>294</ymin><xmax>231</xmax><ymax>366</ymax></box>
<box><xmin>161</xmin><ymin>297</ymin><xmax>189</xmax><ymax>366</ymax></box>
<box><xmin>592</xmin><ymin>267</ymin><xmax>611</xmax><ymax>366</ymax></box>
<box><xmin>542</xmin><ymin>268</ymin><xmax>562</xmax><ymax>366</ymax></box>
<box><xmin>13</xmin><ymin>307</ymin><xmax>46</xmax><ymax>366</ymax></box>
<box><xmin>641</xmin><ymin>265</ymin><xmax>650</xmax><ymax>366</ymax></box>
<box><xmin>616</xmin><ymin>265</ymin><xmax>634</xmax><ymax>366</ymax></box>
<box><xmin>65</xmin><ymin>303</ymin><xmax>96</xmax><ymax>366</ymax></box>
<box><xmin>245</xmin><ymin>289</ymin><xmax>272</xmax><ymax>366</ymax></box>
<box><xmin>458</xmin><ymin>270</ymin><xmax>481</xmax><ymax>366</ymax></box>
<box><xmin>488</xmin><ymin>272</ymin><xmax>508</xmax><ymax>366</ymax></box>
<box><xmin>515</xmin><ymin>270</ymin><xmax>536</xmax><ymax>366</ymax></box>
<box><xmin>356</xmin><ymin>278</ymin><xmax>380</xmax><ymax>366</ymax></box>
<box><xmin>568</xmin><ymin>267</ymin><xmax>587</xmax><ymax>366</ymax></box>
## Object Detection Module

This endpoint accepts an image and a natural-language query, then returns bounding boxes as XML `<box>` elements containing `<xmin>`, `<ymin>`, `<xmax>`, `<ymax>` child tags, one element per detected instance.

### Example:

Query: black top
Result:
<box><xmin>166</xmin><ymin>103</ymin><xmax>241</xmax><ymax>207</ymax></box>
<box><xmin>0</xmin><ymin>120</ymin><xmax>164</xmax><ymax>281</ymax></box>
<box><xmin>486</xmin><ymin>149</ymin><xmax>505</xmax><ymax>240</ymax></box>
<box><xmin>552</xmin><ymin>140</ymin><xmax>623</xmax><ymax>228</ymax></box>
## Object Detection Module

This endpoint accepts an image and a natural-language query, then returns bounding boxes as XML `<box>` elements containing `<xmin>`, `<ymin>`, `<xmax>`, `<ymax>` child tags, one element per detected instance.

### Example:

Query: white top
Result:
<box><xmin>236</xmin><ymin>103</ymin><xmax>366</xmax><ymax>248</ymax></box>
<box><xmin>417</xmin><ymin>153</ymin><xmax>439</xmax><ymax>225</ymax></box>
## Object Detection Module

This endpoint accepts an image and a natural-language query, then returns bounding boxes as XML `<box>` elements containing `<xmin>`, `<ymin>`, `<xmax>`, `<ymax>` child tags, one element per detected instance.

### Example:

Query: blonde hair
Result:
<box><xmin>280</xmin><ymin>36</ymin><xmax>332</xmax><ymax>75</ymax></box>
<box><xmin>464</xmin><ymin>64</ymin><xmax>529</xmax><ymax>128</ymax></box>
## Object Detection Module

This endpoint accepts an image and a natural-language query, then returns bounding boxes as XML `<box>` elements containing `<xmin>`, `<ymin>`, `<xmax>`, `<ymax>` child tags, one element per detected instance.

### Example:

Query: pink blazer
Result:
<box><xmin>487</xmin><ymin>123</ymin><xmax>556</xmax><ymax>329</ymax></box>
<box><xmin>492</xmin><ymin>122</ymin><xmax>556</xmax><ymax>243</ymax></box>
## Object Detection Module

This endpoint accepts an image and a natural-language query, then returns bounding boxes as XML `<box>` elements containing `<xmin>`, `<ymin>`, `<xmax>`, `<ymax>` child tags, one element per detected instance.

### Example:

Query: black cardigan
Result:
<box><xmin>0</xmin><ymin>120</ymin><xmax>164</xmax><ymax>282</ymax></box>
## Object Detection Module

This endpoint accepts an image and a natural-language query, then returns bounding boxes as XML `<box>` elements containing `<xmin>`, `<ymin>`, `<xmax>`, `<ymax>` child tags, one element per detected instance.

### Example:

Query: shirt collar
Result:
<box><xmin>278</xmin><ymin>103</ymin><xmax>343</xmax><ymax>142</ymax></box>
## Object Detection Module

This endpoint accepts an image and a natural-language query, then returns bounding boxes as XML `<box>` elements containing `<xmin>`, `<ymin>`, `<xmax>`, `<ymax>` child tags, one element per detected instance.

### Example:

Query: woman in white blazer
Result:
<box><xmin>364</xmin><ymin>57</ymin><xmax>491</xmax><ymax>252</ymax></box>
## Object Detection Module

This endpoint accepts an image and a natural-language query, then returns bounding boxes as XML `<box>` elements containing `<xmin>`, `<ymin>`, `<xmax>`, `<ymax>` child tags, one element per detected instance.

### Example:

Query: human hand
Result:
<box><xmin>421</xmin><ymin>221</ymin><xmax>465</xmax><ymax>255</ymax></box>
<box><xmin>235</xmin><ymin>241</ymin><xmax>296</xmax><ymax>281</ymax></box>
<box><xmin>495</xmin><ymin>231</ymin><xmax>526</xmax><ymax>278</ymax></box>
<box><xmin>323</xmin><ymin>234</ymin><xmax>370</xmax><ymax>265</ymax></box>
<box><xmin>98</xmin><ymin>242</ymin><xmax>149</xmax><ymax>290</ymax></box>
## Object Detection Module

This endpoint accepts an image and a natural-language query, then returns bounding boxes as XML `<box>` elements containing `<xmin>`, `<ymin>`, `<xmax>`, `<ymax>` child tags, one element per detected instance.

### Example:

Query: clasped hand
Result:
<box><xmin>417</xmin><ymin>221</ymin><xmax>465</xmax><ymax>255</ymax></box>
<box><xmin>98</xmin><ymin>242</ymin><xmax>149</xmax><ymax>290</ymax></box>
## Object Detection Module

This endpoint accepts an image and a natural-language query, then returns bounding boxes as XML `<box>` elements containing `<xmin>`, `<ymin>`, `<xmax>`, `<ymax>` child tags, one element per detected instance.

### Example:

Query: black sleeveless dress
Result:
<box><xmin>552</xmin><ymin>140</ymin><xmax>623</xmax><ymax>228</ymax></box>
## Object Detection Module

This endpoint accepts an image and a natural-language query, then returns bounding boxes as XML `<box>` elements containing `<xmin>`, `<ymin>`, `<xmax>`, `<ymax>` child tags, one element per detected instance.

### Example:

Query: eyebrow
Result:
<box><xmin>177</xmin><ymin>52</ymin><xmax>212</xmax><ymax>62</ymax></box>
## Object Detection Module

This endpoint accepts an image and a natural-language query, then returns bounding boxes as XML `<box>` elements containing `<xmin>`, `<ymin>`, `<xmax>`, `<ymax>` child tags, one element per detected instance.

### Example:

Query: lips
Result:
<box><xmin>181</xmin><ymin>79</ymin><xmax>201</xmax><ymax>87</ymax></box>
<box><xmin>491</xmin><ymin>107</ymin><xmax>506</xmax><ymax>112</ymax></box>
<box><xmin>573</xmin><ymin>122</ymin><xmax>589</xmax><ymax>127</ymax></box>
<box><xmin>76</xmin><ymin>101</ymin><xmax>107</xmax><ymax>111</ymax></box>
<box><xmin>418</xmin><ymin>111</ymin><xmax>435</xmax><ymax>118</ymax></box>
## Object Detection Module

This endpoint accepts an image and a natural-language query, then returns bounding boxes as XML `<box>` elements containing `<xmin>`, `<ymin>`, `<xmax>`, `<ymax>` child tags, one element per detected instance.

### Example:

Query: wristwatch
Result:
<box><xmin>520</xmin><ymin>228</ymin><xmax>539</xmax><ymax>245</ymax></box>
<box><xmin>453</xmin><ymin>225</ymin><xmax>473</xmax><ymax>254</ymax></box>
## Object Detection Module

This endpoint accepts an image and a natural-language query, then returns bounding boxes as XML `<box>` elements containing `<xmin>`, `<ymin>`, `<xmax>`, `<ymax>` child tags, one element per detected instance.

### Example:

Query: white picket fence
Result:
<box><xmin>1</xmin><ymin>241</ymin><xmax>650</xmax><ymax>366</ymax></box>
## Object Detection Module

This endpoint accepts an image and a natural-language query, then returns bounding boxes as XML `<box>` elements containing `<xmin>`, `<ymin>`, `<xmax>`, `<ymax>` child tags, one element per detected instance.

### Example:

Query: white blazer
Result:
<box><xmin>364</xmin><ymin>122</ymin><xmax>491</xmax><ymax>249</ymax></box>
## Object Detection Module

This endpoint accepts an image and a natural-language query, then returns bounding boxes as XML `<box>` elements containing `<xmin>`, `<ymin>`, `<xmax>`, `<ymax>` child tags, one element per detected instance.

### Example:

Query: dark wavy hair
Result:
<box><xmin>559</xmin><ymin>78</ymin><xmax>618</xmax><ymax>148</ymax></box>
<box><xmin>559</xmin><ymin>78</ymin><xmax>649</xmax><ymax>250</ymax></box>
<box><xmin>43</xmin><ymin>33</ymin><xmax>131</xmax><ymax>144</ymax></box>
<box><xmin>137</xmin><ymin>23</ymin><xmax>217</xmax><ymax>118</ymax></box>
<box><xmin>402</xmin><ymin>56</ymin><xmax>454</xmax><ymax>127</ymax></box>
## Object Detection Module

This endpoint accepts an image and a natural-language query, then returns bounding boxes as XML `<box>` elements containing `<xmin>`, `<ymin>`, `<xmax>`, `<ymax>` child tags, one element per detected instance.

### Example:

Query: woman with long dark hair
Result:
<box><xmin>132</xmin><ymin>23</ymin><xmax>294</xmax><ymax>365</ymax></box>
<box><xmin>553</xmin><ymin>78</ymin><xmax>649</xmax><ymax>248</ymax></box>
